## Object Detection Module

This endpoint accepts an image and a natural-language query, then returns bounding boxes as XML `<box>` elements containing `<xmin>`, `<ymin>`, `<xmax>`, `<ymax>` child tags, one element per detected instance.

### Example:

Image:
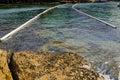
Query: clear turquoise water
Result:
<box><xmin>0</xmin><ymin>2</ymin><xmax>120</xmax><ymax>80</ymax></box>
<box><xmin>76</xmin><ymin>2</ymin><xmax>120</xmax><ymax>28</ymax></box>
<box><xmin>0</xmin><ymin>4</ymin><xmax>54</xmax><ymax>37</ymax></box>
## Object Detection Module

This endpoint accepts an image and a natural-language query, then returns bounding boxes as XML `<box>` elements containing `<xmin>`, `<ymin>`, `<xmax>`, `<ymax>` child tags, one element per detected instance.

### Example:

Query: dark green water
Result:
<box><xmin>0</xmin><ymin>2</ymin><xmax>120</xmax><ymax>80</ymax></box>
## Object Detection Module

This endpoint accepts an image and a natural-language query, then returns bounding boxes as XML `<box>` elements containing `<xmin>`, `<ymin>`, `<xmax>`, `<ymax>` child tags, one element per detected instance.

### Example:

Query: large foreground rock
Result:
<box><xmin>0</xmin><ymin>49</ymin><xmax>13</xmax><ymax>80</ymax></box>
<box><xmin>10</xmin><ymin>51</ymin><xmax>104</xmax><ymax>80</ymax></box>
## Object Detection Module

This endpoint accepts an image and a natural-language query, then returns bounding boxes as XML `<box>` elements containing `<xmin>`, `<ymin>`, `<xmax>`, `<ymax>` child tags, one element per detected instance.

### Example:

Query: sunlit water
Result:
<box><xmin>0</xmin><ymin>2</ymin><xmax>120</xmax><ymax>80</ymax></box>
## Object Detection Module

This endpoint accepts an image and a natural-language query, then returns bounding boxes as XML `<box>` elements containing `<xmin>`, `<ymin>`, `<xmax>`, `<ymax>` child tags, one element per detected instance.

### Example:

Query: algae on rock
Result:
<box><xmin>0</xmin><ymin>49</ymin><xmax>13</xmax><ymax>80</ymax></box>
<box><xmin>10</xmin><ymin>51</ymin><xmax>104</xmax><ymax>80</ymax></box>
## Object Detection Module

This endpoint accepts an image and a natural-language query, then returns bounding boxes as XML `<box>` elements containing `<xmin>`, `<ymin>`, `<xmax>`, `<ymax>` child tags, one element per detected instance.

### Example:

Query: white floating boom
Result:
<box><xmin>72</xmin><ymin>4</ymin><xmax>117</xmax><ymax>29</ymax></box>
<box><xmin>0</xmin><ymin>5</ymin><xmax>58</xmax><ymax>42</ymax></box>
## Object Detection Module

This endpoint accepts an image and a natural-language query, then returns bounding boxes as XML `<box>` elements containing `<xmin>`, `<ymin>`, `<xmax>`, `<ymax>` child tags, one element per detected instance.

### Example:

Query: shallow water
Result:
<box><xmin>0</xmin><ymin>2</ymin><xmax>120</xmax><ymax>80</ymax></box>
<box><xmin>0</xmin><ymin>4</ymin><xmax>53</xmax><ymax>37</ymax></box>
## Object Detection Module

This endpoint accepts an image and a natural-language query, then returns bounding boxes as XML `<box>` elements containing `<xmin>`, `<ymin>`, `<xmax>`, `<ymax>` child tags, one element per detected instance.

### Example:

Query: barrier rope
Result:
<box><xmin>72</xmin><ymin>4</ymin><xmax>117</xmax><ymax>29</ymax></box>
<box><xmin>0</xmin><ymin>5</ymin><xmax>59</xmax><ymax>42</ymax></box>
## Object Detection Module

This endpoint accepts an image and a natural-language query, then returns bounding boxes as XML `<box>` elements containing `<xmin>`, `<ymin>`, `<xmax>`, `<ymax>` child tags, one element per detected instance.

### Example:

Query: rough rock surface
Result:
<box><xmin>10</xmin><ymin>51</ymin><xmax>104</xmax><ymax>80</ymax></box>
<box><xmin>0</xmin><ymin>49</ymin><xmax>13</xmax><ymax>80</ymax></box>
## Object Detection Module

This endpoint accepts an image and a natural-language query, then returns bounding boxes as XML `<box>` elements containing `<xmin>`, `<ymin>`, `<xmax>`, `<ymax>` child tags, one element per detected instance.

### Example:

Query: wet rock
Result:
<box><xmin>10</xmin><ymin>51</ymin><xmax>104</xmax><ymax>80</ymax></box>
<box><xmin>0</xmin><ymin>49</ymin><xmax>13</xmax><ymax>80</ymax></box>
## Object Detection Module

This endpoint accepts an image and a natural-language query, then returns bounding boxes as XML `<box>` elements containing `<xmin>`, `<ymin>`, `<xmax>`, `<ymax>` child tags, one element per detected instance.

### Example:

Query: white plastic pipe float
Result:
<box><xmin>72</xmin><ymin>4</ymin><xmax>117</xmax><ymax>29</ymax></box>
<box><xmin>0</xmin><ymin>5</ymin><xmax>59</xmax><ymax>42</ymax></box>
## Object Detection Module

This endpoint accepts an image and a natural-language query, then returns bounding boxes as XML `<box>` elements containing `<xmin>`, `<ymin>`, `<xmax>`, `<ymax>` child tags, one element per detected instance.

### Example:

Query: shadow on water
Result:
<box><xmin>0</xmin><ymin>28</ymin><xmax>49</xmax><ymax>51</ymax></box>
<box><xmin>0</xmin><ymin>5</ymin><xmax>54</xmax><ymax>51</ymax></box>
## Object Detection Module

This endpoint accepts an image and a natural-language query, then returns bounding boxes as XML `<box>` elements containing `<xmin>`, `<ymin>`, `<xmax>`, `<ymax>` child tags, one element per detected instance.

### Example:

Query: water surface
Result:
<box><xmin>0</xmin><ymin>3</ymin><xmax>120</xmax><ymax>80</ymax></box>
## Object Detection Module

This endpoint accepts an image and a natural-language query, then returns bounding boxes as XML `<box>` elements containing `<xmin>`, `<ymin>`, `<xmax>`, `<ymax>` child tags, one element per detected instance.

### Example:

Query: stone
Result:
<box><xmin>10</xmin><ymin>51</ymin><xmax>104</xmax><ymax>80</ymax></box>
<box><xmin>0</xmin><ymin>49</ymin><xmax>13</xmax><ymax>80</ymax></box>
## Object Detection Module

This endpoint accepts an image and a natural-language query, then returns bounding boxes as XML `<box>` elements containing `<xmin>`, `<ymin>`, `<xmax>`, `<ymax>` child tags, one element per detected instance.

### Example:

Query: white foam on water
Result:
<box><xmin>119</xmin><ymin>73</ymin><xmax>120</xmax><ymax>80</ymax></box>
<box><xmin>103</xmin><ymin>74</ymin><xmax>111</xmax><ymax>80</ymax></box>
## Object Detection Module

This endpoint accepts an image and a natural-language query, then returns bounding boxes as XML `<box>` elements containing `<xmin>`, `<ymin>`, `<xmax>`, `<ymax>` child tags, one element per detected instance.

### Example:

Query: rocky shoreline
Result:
<box><xmin>0</xmin><ymin>49</ymin><xmax>13</xmax><ymax>80</ymax></box>
<box><xmin>0</xmin><ymin>49</ymin><xmax>104</xmax><ymax>80</ymax></box>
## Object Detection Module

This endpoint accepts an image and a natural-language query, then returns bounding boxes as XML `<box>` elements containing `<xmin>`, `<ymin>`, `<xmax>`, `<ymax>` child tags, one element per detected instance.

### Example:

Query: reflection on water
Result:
<box><xmin>0</xmin><ymin>2</ymin><xmax>120</xmax><ymax>80</ymax></box>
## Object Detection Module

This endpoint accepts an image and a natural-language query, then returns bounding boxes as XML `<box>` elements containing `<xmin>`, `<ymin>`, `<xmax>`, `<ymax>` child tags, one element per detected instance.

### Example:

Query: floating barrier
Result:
<box><xmin>1</xmin><ymin>4</ymin><xmax>117</xmax><ymax>42</ymax></box>
<box><xmin>0</xmin><ymin>5</ymin><xmax>59</xmax><ymax>42</ymax></box>
<box><xmin>72</xmin><ymin>4</ymin><xmax>117</xmax><ymax>29</ymax></box>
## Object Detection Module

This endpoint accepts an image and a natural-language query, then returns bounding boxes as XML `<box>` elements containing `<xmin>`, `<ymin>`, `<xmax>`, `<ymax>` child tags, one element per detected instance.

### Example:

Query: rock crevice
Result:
<box><xmin>0</xmin><ymin>49</ymin><xmax>13</xmax><ymax>80</ymax></box>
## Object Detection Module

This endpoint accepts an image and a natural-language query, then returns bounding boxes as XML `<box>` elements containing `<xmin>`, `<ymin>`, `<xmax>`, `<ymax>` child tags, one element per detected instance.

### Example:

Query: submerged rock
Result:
<box><xmin>10</xmin><ymin>51</ymin><xmax>104</xmax><ymax>80</ymax></box>
<box><xmin>0</xmin><ymin>49</ymin><xmax>13</xmax><ymax>80</ymax></box>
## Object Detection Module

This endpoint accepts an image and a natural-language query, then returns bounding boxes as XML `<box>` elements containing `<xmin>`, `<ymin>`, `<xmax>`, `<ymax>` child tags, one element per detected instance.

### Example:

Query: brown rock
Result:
<box><xmin>10</xmin><ymin>51</ymin><xmax>104</xmax><ymax>80</ymax></box>
<box><xmin>0</xmin><ymin>49</ymin><xmax>13</xmax><ymax>80</ymax></box>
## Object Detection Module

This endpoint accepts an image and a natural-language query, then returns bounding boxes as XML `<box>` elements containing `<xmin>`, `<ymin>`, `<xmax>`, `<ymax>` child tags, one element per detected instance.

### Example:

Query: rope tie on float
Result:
<box><xmin>0</xmin><ymin>5</ymin><xmax>59</xmax><ymax>42</ymax></box>
<box><xmin>72</xmin><ymin>4</ymin><xmax>117</xmax><ymax>29</ymax></box>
